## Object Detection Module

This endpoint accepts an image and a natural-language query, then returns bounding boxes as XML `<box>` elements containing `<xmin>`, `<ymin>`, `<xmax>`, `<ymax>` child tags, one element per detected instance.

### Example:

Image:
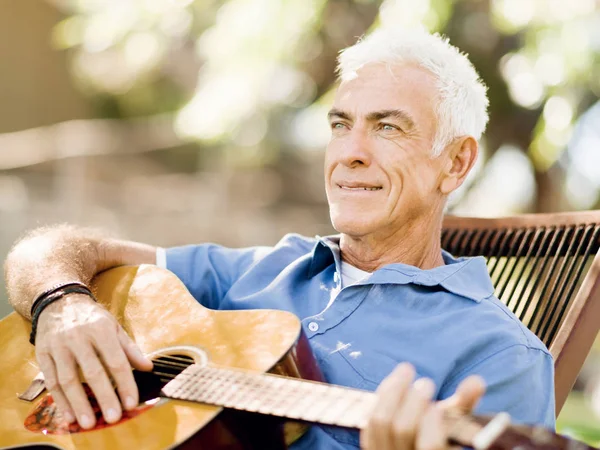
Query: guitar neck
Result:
<box><xmin>161</xmin><ymin>364</ymin><xmax>583</xmax><ymax>450</ymax></box>
<box><xmin>161</xmin><ymin>363</ymin><xmax>377</xmax><ymax>429</ymax></box>
<box><xmin>161</xmin><ymin>363</ymin><xmax>501</xmax><ymax>449</ymax></box>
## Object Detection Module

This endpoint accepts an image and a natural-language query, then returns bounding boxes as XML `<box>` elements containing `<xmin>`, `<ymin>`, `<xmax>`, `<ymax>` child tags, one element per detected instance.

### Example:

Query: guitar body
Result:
<box><xmin>0</xmin><ymin>265</ymin><xmax>323</xmax><ymax>450</ymax></box>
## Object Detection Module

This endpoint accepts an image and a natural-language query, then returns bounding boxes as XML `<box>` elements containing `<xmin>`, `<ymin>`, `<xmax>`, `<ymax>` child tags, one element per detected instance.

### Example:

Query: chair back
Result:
<box><xmin>442</xmin><ymin>211</ymin><xmax>600</xmax><ymax>414</ymax></box>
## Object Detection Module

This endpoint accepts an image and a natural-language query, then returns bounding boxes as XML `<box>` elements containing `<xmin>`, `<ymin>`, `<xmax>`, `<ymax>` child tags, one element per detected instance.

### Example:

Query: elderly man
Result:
<box><xmin>4</xmin><ymin>28</ymin><xmax>554</xmax><ymax>450</ymax></box>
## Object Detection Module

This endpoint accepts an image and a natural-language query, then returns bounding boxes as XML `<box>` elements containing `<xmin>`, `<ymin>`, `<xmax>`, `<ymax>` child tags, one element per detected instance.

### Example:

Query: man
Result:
<box><xmin>4</xmin><ymin>28</ymin><xmax>554</xmax><ymax>449</ymax></box>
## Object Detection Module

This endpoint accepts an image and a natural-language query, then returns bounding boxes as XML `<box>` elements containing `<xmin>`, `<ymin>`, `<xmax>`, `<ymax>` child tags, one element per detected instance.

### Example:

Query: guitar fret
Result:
<box><xmin>186</xmin><ymin>368</ymin><xmax>213</xmax><ymax>401</ymax></box>
<box><xmin>249</xmin><ymin>374</ymin><xmax>279</xmax><ymax>412</ymax></box>
<box><xmin>256</xmin><ymin>377</ymin><xmax>288</xmax><ymax>414</ymax></box>
<box><xmin>213</xmin><ymin>374</ymin><xmax>245</xmax><ymax>406</ymax></box>
<box><xmin>299</xmin><ymin>385</ymin><xmax>340</xmax><ymax>423</ymax></box>
<box><xmin>317</xmin><ymin>386</ymin><xmax>358</xmax><ymax>424</ymax></box>
<box><xmin>268</xmin><ymin>379</ymin><xmax>312</xmax><ymax>417</ymax></box>
<box><xmin>203</xmin><ymin>369</ymin><xmax>241</xmax><ymax>404</ymax></box>
<box><xmin>202</xmin><ymin>367</ymin><xmax>233</xmax><ymax>401</ymax></box>
<box><xmin>232</xmin><ymin>373</ymin><xmax>265</xmax><ymax>410</ymax></box>
<box><xmin>215</xmin><ymin>371</ymin><xmax>247</xmax><ymax>405</ymax></box>
<box><xmin>283</xmin><ymin>383</ymin><xmax>328</xmax><ymax>420</ymax></box>
<box><xmin>222</xmin><ymin>371</ymin><xmax>257</xmax><ymax>408</ymax></box>
<box><xmin>337</xmin><ymin>392</ymin><xmax>377</xmax><ymax>429</ymax></box>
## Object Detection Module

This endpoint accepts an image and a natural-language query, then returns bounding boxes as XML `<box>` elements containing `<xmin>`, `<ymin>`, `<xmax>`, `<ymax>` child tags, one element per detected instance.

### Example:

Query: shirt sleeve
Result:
<box><xmin>163</xmin><ymin>243</ymin><xmax>271</xmax><ymax>310</ymax></box>
<box><xmin>438</xmin><ymin>344</ymin><xmax>556</xmax><ymax>429</ymax></box>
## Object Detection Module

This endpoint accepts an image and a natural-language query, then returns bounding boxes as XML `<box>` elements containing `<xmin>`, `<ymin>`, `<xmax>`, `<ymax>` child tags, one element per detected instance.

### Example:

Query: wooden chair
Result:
<box><xmin>442</xmin><ymin>210</ymin><xmax>600</xmax><ymax>414</ymax></box>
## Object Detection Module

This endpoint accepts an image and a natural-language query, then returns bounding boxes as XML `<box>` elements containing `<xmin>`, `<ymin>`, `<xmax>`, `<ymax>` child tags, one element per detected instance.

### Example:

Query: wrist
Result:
<box><xmin>40</xmin><ymin>293</ymin><xmax>96</xmax><ymax>316</ymax></box>
<box><xmin>30</xmin><ymin>285</ymin><xmax>97</xmax><ymax>345</ymax></box>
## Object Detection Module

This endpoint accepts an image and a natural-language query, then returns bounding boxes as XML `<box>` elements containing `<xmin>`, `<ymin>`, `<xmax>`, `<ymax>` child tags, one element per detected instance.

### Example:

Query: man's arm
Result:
<box><xmin>5</xmin><ymin>224</ymin><xmax>156</xmax><ymax>318</ymax></box>
<box><xmin>4</xmin><ymin>224</ymin><xmax>157</xmax><ymax>429</ymax></box>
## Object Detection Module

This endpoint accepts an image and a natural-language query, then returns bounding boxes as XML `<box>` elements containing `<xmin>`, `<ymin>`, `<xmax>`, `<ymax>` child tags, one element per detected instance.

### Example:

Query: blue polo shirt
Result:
<box><xmin>163</xmin><ymin>233</ymin><xmax>555</xmax><ymax>449</ymax></box>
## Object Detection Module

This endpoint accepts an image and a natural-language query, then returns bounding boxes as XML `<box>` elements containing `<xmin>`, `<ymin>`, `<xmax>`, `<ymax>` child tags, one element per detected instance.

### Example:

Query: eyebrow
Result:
<box><xmin>327</xmin><ymin>108</ymin><xmax>416</xmax><ymax>131</ymax></box>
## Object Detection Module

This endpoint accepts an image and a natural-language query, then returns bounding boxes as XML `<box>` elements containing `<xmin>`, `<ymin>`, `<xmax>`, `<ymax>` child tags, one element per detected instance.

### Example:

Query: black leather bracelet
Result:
<box><xmin>30</xmin><ymin>282</ymin><xmax>90</xmax><ymax>317</ymax></box>
<box><xmin>29</xmin><ymin>285</ymin><xmax>96</xmax><ymax>345</ymax></box>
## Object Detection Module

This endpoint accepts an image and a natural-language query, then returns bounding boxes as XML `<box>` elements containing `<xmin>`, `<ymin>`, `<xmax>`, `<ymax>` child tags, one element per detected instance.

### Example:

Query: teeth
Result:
<box><xmin>340</xmin><ymin>186</ymin><xmax>380</xmax><ymax>191</ymax></box>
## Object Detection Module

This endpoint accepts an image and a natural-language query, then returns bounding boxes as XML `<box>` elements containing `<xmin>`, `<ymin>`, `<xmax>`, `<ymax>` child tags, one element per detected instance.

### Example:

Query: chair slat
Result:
<box><xmin>442</xmin><ymin>211</ymin><xmax>600</xmax><ymax>414</ymax></box>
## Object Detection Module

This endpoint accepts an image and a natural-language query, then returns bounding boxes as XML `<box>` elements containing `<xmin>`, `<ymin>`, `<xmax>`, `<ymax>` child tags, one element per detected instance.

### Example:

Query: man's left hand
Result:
<box><xmin>360</xmin><ymin>363</ymin><xmax>486</xmax><ymax>450</ymax></box>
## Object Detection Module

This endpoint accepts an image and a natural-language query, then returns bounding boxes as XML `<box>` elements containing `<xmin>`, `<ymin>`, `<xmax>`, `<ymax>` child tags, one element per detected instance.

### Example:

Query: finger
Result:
<box><xmin>416</xmin><ymin>405</ymin><xmax>446</xmax><ymax>450</ymax></box>
<box><xmin>71</xmin><ymin>341</ymin><xmax>123</xmax><ymax>424</ymax></box>
<box><xmin>54</xmin><ymin>346</ymin><xmax>96</xmax><ymax>429</ymax></box>
<box><xmin>437</xmin><ymin>375</ymin><xmax>486</xmax><ymax>413</ymax></box>
<box><xmin>37</xmin><ymin>351</ymin><xmax>75</xmax><ymax>423</ymax></box>
<box><xmin>362</xmin><ymin>363</ymin><xmax>416</xmax><ymax>450</ymax></box>
<box><xmin>390</xmin><ymin>378</ymin><xmax>436</xmax><ymax>449</ymax></box>
<box><xmin>95</xmin><ymin>328</ymin><xmax>139</xmax><ymax>410</ymax></box>
<box><xmin>117</xmin><ymin>327</ymin><xmax>153</xmax><ymax>372</ymax></box>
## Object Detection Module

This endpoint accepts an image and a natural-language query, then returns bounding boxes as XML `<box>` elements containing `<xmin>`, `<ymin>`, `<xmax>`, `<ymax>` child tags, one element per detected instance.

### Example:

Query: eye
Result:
<box><xmin>380</xmin><ymin>123</ymin><xmax>398</xmax><ymax>131</ymax></box>
<box><xmin>331</xmin><ymin>122</ymin><xmax>346</xmax><ymax>130</ymax></box>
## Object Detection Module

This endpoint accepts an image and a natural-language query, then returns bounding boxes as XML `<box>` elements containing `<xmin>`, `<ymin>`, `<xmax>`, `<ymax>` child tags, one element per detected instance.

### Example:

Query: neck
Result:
<box><xmin>339</xmin><ymin>211</ymin><xmax>444</xmax><ymax>272</ymax></box>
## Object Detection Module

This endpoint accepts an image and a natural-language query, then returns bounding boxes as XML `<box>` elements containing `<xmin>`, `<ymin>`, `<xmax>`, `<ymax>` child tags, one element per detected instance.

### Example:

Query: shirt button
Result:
<box><xmin>308</xmin><ymin>322</ymin><xmax>319</xmax><ymax>332</ymax></box>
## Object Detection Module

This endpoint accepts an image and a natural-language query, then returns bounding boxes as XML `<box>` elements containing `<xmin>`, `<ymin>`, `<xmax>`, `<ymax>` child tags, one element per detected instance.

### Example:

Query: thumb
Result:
<box><xmin>437</xmin><ymin>375</ymin><xmax>486</xmax><ymax>413</ymax></box>
<box><xmin>117</xmin><ymin>327</ymin><xmax>153</xmax><ymax>371</ymax></box>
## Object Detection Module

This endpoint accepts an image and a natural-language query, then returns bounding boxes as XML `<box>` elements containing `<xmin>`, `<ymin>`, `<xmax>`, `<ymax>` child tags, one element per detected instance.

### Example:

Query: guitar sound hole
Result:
<box><xmin>135</xmin><ymin>354</ymin><xmax>195</xmax><ymax>403</ymax></box>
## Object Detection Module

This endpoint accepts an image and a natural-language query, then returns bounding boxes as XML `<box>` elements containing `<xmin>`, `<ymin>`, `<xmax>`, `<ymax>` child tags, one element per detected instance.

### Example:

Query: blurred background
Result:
<box><xmin>1</xmin><ymin>0</ymin><xmax>600</xmax><ymax>442</ymax></box>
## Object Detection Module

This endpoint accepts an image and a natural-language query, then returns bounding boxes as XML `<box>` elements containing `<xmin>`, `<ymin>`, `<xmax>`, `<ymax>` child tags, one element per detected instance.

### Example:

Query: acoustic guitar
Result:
<box><xmin>0</xmin><ymin>265</ymin><xmax>593</xmax><ymax>449</ymax></box>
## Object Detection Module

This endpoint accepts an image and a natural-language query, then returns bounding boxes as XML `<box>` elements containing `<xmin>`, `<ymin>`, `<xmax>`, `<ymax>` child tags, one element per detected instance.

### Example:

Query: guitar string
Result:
<box><xmin>145</xmin><ymin>357</ymin><xmax>494</xmax><ymax>445</ymax></box>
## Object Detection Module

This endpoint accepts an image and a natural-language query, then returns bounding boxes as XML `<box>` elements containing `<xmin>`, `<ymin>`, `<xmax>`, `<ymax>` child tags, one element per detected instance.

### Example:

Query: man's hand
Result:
<box><xmin>361</xmin><ymin>363</ymin><xmax>486</xmax><ymax>450</ymax></box>
<box><xmin>34</xmin><ymin>294</ymin><xmax>153</xmax><ymax>429</ymax></box>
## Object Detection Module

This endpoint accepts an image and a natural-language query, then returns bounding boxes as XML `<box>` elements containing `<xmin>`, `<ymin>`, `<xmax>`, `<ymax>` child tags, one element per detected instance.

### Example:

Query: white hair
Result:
<box><xmin>337</xmin><ymin>28</ymin><xmax>489</xmax><ymax>156</ymax></box>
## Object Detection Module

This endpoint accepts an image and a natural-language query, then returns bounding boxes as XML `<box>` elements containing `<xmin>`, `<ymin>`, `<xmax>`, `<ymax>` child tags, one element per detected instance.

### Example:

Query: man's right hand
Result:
<box><xmin>34</xmin><ymin>294</ymin><xmax>154</xmax><ymax>429</ymax></box>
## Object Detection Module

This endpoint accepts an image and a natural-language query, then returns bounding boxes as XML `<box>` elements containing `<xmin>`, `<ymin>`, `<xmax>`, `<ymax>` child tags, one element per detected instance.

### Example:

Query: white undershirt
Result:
<box><xmin>340</xmin><ymin>260</ymin><xmax>370</xmax><ymax>288</ymax></box>
<box><xmin>156</xmin><ymin>247</ymin><xmax>167</xmax><ymax>269</ymax></box>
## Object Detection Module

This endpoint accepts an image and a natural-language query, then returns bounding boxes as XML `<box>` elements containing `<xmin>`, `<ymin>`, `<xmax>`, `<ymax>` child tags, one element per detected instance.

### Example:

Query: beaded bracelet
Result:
<box><xmin>29</xmin><ymin>285</ymin><xmax>96</xmax><ymax>345</ymax></box>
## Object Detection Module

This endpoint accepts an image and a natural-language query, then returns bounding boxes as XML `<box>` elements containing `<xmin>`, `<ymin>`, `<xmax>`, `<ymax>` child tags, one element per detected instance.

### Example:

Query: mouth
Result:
<box><xmin>337</xmin><ymin>183</ymin><xmax>382</xmax><ymax>191</ymax></box>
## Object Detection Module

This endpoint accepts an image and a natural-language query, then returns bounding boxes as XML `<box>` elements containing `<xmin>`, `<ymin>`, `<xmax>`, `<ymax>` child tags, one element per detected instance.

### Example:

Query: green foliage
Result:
<box><xmin>50</xmin><ymin>0</ymin><xmax>600</xmax><ymax>209</ymax></box>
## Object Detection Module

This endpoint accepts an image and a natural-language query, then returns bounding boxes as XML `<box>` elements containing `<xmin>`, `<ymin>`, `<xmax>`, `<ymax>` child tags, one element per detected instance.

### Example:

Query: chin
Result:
<box><xmin>330</xmin><ymin>211</ymin><xmax>380</xmax><ymax>237</ymax></box>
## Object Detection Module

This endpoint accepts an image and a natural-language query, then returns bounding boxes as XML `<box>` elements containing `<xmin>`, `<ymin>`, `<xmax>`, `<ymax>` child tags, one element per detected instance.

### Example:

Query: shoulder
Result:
<box><xmin>477</xmin><ymin>294</ymin><xmax>550</xmax><ymax>354</ymax></box>
<box><xmin>273</xmin><ymin>233</ymin><xmax>318</xmax><ymax>252</ymax></box>
<box><xmin>437</xmin><ymin>291</ymin><xmax>553</xmax><ymax>387</ymax></box>
<box><xmin>437</xmin><ymin>251</ymin><xmax>549</xmax><ymax>354</ymax></box>
<box><xmin>231</xmin><ymin>233</ymin><xmax>319</xmax><ymax>275</ymax></box>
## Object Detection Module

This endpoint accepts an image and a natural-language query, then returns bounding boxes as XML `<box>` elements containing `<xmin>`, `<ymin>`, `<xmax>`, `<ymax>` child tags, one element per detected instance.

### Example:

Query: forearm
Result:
<box><xmin>4</xmin><ymin>224</ymin><xmax>157</xmax><ymax>319</ymax></box>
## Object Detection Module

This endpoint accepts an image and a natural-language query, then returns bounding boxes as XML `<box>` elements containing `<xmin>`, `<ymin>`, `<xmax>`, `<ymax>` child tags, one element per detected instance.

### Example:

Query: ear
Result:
<box><xmin>439</xmin><ymin>136</ymin><xmax>478</xmax><ymax>195</ymax></box>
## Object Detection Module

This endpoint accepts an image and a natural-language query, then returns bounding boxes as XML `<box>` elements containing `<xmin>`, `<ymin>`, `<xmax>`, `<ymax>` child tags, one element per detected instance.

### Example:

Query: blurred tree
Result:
<box><xmin>43</xmin><ymin>0</ymin><xmax>600</xmax><ymax>215</ymax></box>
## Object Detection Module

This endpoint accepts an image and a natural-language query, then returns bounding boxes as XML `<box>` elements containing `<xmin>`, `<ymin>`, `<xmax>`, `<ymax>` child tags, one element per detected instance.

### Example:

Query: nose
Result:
<box><xmin>336</xmin><ymin>128</ymin><xmax>372</xmax><ymax>168</ymax></box>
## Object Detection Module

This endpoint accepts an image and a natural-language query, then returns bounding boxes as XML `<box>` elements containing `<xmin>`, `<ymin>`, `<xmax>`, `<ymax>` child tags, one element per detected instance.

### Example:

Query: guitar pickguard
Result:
<box><xmin>24</xmin><ymin>385</ymin><xmax>160</xmax><ymax>435</ymax></box>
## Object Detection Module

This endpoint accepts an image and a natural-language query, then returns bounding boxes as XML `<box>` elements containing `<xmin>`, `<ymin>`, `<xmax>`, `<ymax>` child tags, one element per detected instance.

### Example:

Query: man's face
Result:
<box><xmin>325</xmin><ymin>62</ymin><xmax>446</xmax><ymax>238</ymax></box>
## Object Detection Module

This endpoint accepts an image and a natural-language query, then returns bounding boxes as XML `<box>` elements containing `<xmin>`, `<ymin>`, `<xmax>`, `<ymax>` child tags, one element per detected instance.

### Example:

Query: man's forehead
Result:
<box><xmin>333</xmin><ymin>62</ymin><xmax>437</xmax><ymax>117</ymax></box>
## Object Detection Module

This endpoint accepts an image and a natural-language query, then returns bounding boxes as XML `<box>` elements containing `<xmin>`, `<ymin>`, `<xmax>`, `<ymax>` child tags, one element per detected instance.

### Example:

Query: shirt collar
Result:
<box><xmin>308</xmin><ymin>235</ymin><xmax>494</xmax><ymax>303</ymax></box>
<box><xmin>308</xmin><ymin>235</ymin><xmax>341</xmax><ymax>277</ymax></box>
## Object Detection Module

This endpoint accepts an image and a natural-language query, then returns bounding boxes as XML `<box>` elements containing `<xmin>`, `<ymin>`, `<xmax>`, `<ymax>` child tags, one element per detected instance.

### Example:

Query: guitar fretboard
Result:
<box><xmin>161</xmin><ymin>364</ymin><xmax>377</xmax><ymax>429</ymax></box>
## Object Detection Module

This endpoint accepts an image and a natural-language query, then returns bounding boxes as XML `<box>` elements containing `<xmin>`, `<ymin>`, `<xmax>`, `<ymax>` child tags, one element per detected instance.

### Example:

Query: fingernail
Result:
<box><xmin>413</xmin><ymin>378</ymin><xmax>435</xmax><ymax>398</ymax></box>
<box><xmin>80</xmin><ymin>414</ymin><xmax>93</xmax><ymax>429</ymax></box>
<box><xmin>106</xmin><ymin>408</ymin><xmax>120</xmax><ymax>423</ymax></box>
<box><xmin>63</xmin><ymin>411</ymin><xmax>75</xmax><ymax>423</ymax></box>
<box><xmin>125</xmin><ymin>396</ymin><xmax>137</xmax><ymax>409</ymax></box>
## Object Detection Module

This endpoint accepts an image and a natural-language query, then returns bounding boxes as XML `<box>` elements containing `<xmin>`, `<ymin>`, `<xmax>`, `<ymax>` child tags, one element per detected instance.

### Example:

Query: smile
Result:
<box><xmin>337</xmin><ymin>184</ymin><xmax>382</xmax><ymax>191</ymax></box>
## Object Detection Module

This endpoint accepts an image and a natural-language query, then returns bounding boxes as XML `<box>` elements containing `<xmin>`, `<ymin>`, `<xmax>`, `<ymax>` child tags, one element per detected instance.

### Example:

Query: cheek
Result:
<box><xmin>387</xmin><ymin>155</ymin><xmax>436</xmax><ymax>199</ymax></box>
<box><xmin>324</xmin><ymin>143</ymin><xmax>337</xmax><ymax>173</ymax></box>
